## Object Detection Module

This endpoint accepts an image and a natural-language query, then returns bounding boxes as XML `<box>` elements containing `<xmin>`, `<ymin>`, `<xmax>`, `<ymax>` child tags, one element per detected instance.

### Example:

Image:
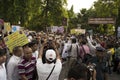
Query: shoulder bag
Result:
<box><xmin>46</xmin><ymin>65</ymin><xmax>55</xmax><ymax>80</ymax></box>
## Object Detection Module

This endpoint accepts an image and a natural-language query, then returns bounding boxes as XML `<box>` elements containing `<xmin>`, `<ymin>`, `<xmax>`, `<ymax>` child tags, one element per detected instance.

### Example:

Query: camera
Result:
<box><xmin>87</xmin><ymin>65</ymin><xmax>94</xmax><ymax>71</ymax></box>
<box><xmin>87</xmin><ymin>63</ymin><xmax>96</xmax><ymax>72</ymax></box>
<box><xmin>46</xmin><ymin>39</ymin><xmax>53</xmax><ymax>49</ymax></box>
<box><xmin>47</xmin><ymin>39</ymin><xmax>52</xmax><ymax>45</ymax></box>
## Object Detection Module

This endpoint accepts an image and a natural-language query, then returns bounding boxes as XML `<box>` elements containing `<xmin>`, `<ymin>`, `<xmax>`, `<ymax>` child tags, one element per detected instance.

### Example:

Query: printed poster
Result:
<box><xmin>4</xmin><ymin>22</ymin><xmax>11</xmax><ymax>33</ymax></box>
<box><xmin>12</xmin><ymin>25</ymin><xmax>20</xmax><ymax>32</ymax></box>
<box><xmin>4</xmin><ymin>31</ymin><xmax>29</xmax><ymax>52</ymax></box>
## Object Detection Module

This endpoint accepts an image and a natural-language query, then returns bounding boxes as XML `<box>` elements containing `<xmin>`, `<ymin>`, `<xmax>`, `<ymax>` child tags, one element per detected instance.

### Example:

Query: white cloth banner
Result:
<box><xmin>51</xmin><ymin>26</ymin><xmax>64</xmax><ymax>33</ymax></box>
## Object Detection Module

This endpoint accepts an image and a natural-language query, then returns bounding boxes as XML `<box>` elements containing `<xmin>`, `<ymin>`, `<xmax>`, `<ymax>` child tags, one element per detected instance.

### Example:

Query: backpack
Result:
<box><xmin>83</xmin><ymin>54</ymin><xmax>93</xmax><ymax>63</ymax></box>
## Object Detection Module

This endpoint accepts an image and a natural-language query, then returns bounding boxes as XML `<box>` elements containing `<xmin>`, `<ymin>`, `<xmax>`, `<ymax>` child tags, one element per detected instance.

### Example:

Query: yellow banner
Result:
<box><xmin>4</xmin><ymin>31</ymin><xmax>29</xmax><ymax>52</ymax></box>
<box><xmin>70</xmin><ymin>29</ymin><xmax>76</xmax><ymax>34</ymax></box>
<box><xmin>70</xmin><ymin>29</ymin><xmax>86</xmax><ymax>34</ymax></box>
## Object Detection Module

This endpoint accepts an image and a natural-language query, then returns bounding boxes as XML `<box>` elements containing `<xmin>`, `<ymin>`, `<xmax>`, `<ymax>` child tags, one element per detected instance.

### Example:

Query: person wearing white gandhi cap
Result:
<box><xmin>36</xmin><ymin>42</ymin><xmax>62</xmax><ymax>80</ymax></box>
<box><xmin>45</xmin><ymin>49</ymin><xmax>56</xmax><ymax>62</ymax></box>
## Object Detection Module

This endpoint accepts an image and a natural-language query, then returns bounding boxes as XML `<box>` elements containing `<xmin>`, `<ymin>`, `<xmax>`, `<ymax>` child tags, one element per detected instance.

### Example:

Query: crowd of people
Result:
<box><xmin>0</xmin><ymin>30</ymin><xmax>120</xmax><ymax>80</ymax></box>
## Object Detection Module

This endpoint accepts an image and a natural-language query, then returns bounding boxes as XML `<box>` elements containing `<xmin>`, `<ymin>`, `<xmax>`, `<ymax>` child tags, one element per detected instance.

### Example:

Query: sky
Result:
<box><xmin>67</xmin><ymin>0</ymin><xmax>98</xmax><ymax>13</ymax></box>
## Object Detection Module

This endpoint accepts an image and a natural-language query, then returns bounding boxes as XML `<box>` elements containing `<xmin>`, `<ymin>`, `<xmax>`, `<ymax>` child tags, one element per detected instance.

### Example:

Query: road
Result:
<box><xmin>59</xmin><ymin>61</ymin><xmax>120</xmax><ymax>80</ymax></box>
<box><xmin>108</xmin><ymin>72</ymin><xmax>120</xmax><ymax>80</ymax></box>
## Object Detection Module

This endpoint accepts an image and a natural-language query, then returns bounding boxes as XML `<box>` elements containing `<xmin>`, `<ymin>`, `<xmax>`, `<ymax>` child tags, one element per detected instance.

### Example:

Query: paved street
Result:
<box><xmin>108</xmin><ymin>72</ymin><xmax>120</xmax><ymax>80</ymax></box>
<box><xmin>59</xmin><ymin>61</ymin><xmax>68</xmax><ymax>80</ymax></box>
<box><xmin>59</xmin><ymin>61</ymin><xmax>120</xmax><ymax>80</ymax></box>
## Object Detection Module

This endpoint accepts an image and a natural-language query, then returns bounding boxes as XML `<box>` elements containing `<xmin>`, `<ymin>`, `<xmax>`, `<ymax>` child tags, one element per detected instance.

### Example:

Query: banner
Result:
<box><xmin>0</xmin><ymin>19</ymin><xmax>4</xmax><ymax>25</ymax></box>
<box><xmin>70</xmin><ymin>29</ymin><xmax>76</xmax><ymax>34</ymax></box>
<box><xmin>51</xmin><ymin>26</ymin><xmax>64</xmax><ymax>33</ymax></box>
<box><xmin>51</xmin><ymin>26</ymin><xmax>58</xmax><ymax>33</ymax></box>
<box><xmin>12</xmin><ymin>25</ymin><xmax>20</xmax><ymax>32</ymax></box>
<box><xmin>4</xmin><ymin>31</ymin><xmax>29</xmax><ymax>52</ymax></box>
<box><xmin>57</xmin><ymin>26</ymin><xmax>64</xmax><ymax>33</ymax></box>
<box><xmin>117</xmin><ymin>27</ymin><xmax>120</xmax><ymax>37</ymax></box>
<box><xmin>4</xmin><ymin>22</ymin><xmax>11</xmax><ymax>33</ymax></box>
<box><xmin>70</xmin><ymin>29</ymin><xmax>86</xmax><ymax>34</ymax></box>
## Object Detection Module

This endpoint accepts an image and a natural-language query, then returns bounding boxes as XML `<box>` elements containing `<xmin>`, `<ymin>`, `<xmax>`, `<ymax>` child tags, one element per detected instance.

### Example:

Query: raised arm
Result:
<box><xmin>38</xmin><ymin>41</ymin><xmax>47</xmax><ymax>58</ymax></box>
<box><xmin>38</xmin><ymin>45</ymin><xmax>44</xmax><ymax>58</ymax></box>
<box><xmin>52</xmin><ymin>42</ymin><xmax>61</xmax><ymax>60</ymax></box>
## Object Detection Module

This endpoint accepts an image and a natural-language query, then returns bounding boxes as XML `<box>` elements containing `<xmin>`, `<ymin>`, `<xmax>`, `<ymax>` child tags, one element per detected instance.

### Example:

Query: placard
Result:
<box><xmin>4</xmin><ymin>31</ymin><xmax>29</xmax><ymax>52</ymax></box>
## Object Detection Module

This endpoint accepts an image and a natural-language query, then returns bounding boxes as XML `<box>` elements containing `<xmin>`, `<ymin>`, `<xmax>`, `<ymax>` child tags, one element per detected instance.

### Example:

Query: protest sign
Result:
<box><xmin>4</xmin><ymin>22</ymin><xmax>11</xmax><ymax>33</ymax></box>
<box><xmin>51</xmin><ymin>26</ymin><xmax>58</xmax><ymax>33</ymax></box>
<box><xmin>51</xmin><ymin>26</ymin><xmax>64</xmax><ymax>33</ymax></box>
<box><xmin>4</xmin><ymin>31</ymin><xmax>29</xmax><ymax>52</ymax></box>
<box><xmin>70</xmin><ymin>29</ymin><xmax>86</xmax><ymax>34</ymax></box>
<box><xmin>12</xmin><ymin>25</ymin><xmax>20</xmax><ymax>32</ymax></box>
<box><xmin>70</xmin><ymin>29</ymin><xmax>76</xmax><ymax>34</ymax></box>
<box><xmin>0</xmin><ymin>19</ymin><xmax>4</xmax><ymax>25</ymax></box>
<box><xmin>117</xmin><ymin>27</ymin><xmax>120</xmax><ymax>38</ymax></box>
<box><xmin>57</xmin><ymin>26</ymin><xmax>64</xmax><ymax>33</ymax></box>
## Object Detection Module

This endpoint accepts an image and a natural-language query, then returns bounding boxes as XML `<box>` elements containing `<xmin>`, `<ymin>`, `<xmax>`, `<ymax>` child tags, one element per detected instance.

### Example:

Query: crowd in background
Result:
<box><xmin>0</xmin><ymin>30</ymin><xmax>120</xmax><ymax>80</ymax></box>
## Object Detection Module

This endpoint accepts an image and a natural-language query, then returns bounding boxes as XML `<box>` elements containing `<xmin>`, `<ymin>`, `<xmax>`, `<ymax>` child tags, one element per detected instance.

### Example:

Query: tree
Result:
<box><xmin>0</xmin><ymin>0</ymin><xmax>42</xmax><ymax>27</ymax></box>
<box><xmin>76</xmin><ymin>8</ymin><xmax>92</xmax><ymax>30</ymax></box>
<box><xmin>40</xmin><ymin>0</ymin><xmax>67</xmax><ymax>25</ymax></box>
<box><xmin>93</xmin><ymin>0</ymin><xmax>117</xmax><ymax>17</ymax></box>
<box><xmin>0</xmin><ymin>0</ymin><xmax>68</xmax><ymax>31</ymax></box>
<box><xmin>68</xmin><ymin>5</ymin><xmax>77</xmax><ymax>29</ymax></box>
<box><xmin>28</xmin><ymin>0</ymin><xmax>68</xmax><ymax>31</ymax></box>
<box><xmin>93</xmin><ymin>0</ymin><xmax>119</xmax><ymax>34</ymax></box>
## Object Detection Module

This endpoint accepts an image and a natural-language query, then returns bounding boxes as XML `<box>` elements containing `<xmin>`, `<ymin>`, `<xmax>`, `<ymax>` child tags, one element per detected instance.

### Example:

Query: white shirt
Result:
<box><xmin>87</xmin><ymin>36</ymin><xmax>96</xmax><ymax>49</ymax></box>
<box><xmin>0</xmin><ymin>63</ymin><xmax>7</xmax><ymax>80</ymax></box>
<box><xmin>36</xmin><ymin>59</ymin><xmax>62</xmax><ymax>80</ymax></box>
<box><xmin>7</xmin><ymin>55</ymin><xmax>21</xmax><ymax>80</ymax></box>
<box><xmin>87</xmin><ymin>36</ymin><xmax>101</xmax><ymax>49</ymax></box>
<box><xmin>70</xmin><ymin>43</ymin><xmax>79</xmax><ymax>58</ymax></box>
<box><xmin>28</xmin><ymin>35</ymin><xmax>33</xmax><ymax>42</ymax></box>
<box><xmin>62</xmin><ymin>43</ymin><xmax>71</xmax><ymax>58</ymax></box>
<box><xmin>32</xmin><ymin>50</ymin><xmax>39</xmax><ymax>60</ymax></box>
<box><xmin>87</xmin><ymin>36</ymin><xmax>96</xmax><ymax>55</ymax></box>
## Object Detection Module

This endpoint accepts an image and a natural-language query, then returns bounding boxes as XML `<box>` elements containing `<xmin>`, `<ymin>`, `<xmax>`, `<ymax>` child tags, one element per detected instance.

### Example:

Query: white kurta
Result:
<box><xmin>36</xmin><ymin>59</ymin><xmax>62</xmax><ymax>80</ymax></box>
<box><xmin>7</xmin><ymin>55</ymin><xmax>21</xmax><ymax>80</ymax></box>
<box><xmin>0</xmin><ymin>63</ymin><xmax>7</xmax><ymax>80</ymax></box>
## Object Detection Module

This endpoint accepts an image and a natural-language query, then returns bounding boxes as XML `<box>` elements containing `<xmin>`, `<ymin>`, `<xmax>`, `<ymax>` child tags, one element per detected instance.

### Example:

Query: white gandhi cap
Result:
<box><xmin>45</xmin><ymin>49</ymin><xmax>56</xmax><ymax>62</ymax></box>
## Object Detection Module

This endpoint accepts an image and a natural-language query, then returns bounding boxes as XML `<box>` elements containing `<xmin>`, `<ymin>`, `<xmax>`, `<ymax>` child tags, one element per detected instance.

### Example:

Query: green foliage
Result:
<box><xmin>94</xmin><ymin>0</ymin><xmax>117</xmax><ymax>17</ymax></box>
<box><xmin>0</xmin><ymin>0</ymin><xmax>68</xmax><ymax>31</ymax></box>
<box><xmin>0</xmin><ymin>0</ymin><xmax>120</xmax><ymax>33</ymax></box>
<box><xmin>68</xmin><ymin>0</ymin><xmax>120</xmax><ymax>35</ymax></box>
<box><xmin>68</xmin><ymin>5</ymin><xmax>77</xmax><ymax>29</ymax></box>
